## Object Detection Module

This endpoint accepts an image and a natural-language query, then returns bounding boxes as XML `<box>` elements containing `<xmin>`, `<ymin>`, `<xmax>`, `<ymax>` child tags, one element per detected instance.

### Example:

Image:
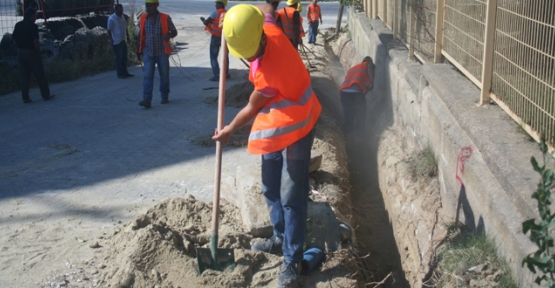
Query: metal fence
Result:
<box><xmin>0</xmin><ymin>0</ymin><xmax>21</xmax><ymax>35</ymax></box>
<box><xmin>361</xmin><ymin>0</ymin><xmax>555</xmax><ymax>146</ymax></box>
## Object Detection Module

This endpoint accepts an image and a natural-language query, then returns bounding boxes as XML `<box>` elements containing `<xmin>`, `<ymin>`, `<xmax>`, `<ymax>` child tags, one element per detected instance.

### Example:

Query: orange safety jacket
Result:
<box><xmin>247</xmin><ymin>23</ymin><xmax>322</xmax><ymax>154</ymax></box>
<box><xmin>204</xmin><ymin>8</ymin><xmax>226</xmax><ymax>37</ymax></box>
<box><xmin>340</xmin><ymin>61</ymin><xmax>373</xmax><ymax>94</ymax></box>
<box><xmin>307</xmin><ymin>4</ymin><xmax>321</xmax><ymax>22</ymax></box>
<box><xmin>277</xmin><ymin>7</ymin><xmax>303</xmax><ymax>40</ymax></box>
<box><xmin>139</xmin><ymin>13</ymin><xmax>173</xmax><ymax>54</ymax></box>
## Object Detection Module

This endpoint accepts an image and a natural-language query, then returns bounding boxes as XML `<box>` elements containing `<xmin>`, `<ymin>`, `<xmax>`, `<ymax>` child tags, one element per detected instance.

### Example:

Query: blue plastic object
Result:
<box><xmin>301</xmin><ymin>247</ymin><xmax>325</xmax><ymax>275</ymax></box>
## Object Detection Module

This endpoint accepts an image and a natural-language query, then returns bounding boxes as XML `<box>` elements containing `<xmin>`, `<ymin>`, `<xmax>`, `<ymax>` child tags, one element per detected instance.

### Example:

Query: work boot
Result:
<box><xmin>43</xmin><ymin>94</ymin><xmax>56</xmax><ymax>101</ymax></box>
<box><xmin>209</xmin><ymin>76</ymin><xmax>219</xmax><ymax>82</ymax></box>
<box><xmin>251</xmin><ymin>235</ymin><xmax>283</xmax><ymax>254</ymax></box>
<box><xmin>277</xmin><ymin>261</ymin><xmax>301</xmax><ymax>288</ymax></box>
<box><xmin>139</xmin><ymin>100</ymin><xmax>151</xmax><ymax>108</ymax></box>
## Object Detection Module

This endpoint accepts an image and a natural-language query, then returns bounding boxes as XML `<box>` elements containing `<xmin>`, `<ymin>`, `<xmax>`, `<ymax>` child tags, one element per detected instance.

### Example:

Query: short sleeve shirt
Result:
<box><xmin>12</xmin><ymin>19</ymin><xmax>38</xmax><ymax>50</ymax></box>
<box><xmin>107</xmin><ymin>13</ymin><xmax>128</xmax><ymax>45</ymax></box>
<box><xmin>143</xmin><ymin>14</ymin><xmax>177</xmax><ymax>57</ymax></box>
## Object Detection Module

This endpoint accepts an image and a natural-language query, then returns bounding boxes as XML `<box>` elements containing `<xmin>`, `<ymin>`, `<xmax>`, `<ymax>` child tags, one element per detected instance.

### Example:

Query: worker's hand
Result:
<box><xmin>212</xmin><ymin>126</ymin><xmax>233</xmax><ymax>146</ymax></box>
<box><xmin>163</xmin><ymin>33</ymin><xmax>171</xmax><ymax>41</ymax></box>
<box><xmin>200</xmin><ymin>17</ymin><xmax>206</xmax><ymax>25</ymax></box>
<box><xmin>320</xmin><ymin>19</ymin><xmax>323</xmax><ymax>24</ymax></box>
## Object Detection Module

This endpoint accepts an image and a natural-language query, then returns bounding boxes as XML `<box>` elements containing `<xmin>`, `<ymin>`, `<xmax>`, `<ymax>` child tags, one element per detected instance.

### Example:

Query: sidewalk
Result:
<box><xmin>0</xmin><ymin>29</ymin><xmax>258</xmax><ymax>287</ymax></box>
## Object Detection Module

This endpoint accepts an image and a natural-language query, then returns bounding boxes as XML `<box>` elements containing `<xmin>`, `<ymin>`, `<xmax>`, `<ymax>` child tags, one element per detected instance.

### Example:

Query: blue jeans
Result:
<box><xmin>210</xmin><ymin>35</ymin><xmax>229</xmax><ymax>77</ymax></box>
<box><xmin>261</xmin><ymin>128</ymin><xmax>315</xmax><ymax>264</ymax></box>
<box><xmin>112</xmin><ymin>41</ymin><xmax>129</xmax><ymax>77</ymax></box>
<box><xmin>142</xmin><ymin>53</ymin><xmax>170</xmax><ymax>101</ymax></box>
<box><xmin>308</xmin><ymin>21</ymin><xmax>319</xmax><ymax>43</ymax></box>
<box><xmin>340</xmin><ymin>91</ymin><xmax>367</xmax><ymax>134</ymax></box>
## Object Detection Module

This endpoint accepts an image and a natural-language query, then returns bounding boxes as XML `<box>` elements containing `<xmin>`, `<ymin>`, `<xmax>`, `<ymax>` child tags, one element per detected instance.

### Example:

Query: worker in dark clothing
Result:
<box><xmin>12</xmin><ymin>7</ymin><xmax>56</xmax><ymax>103</ymax></box>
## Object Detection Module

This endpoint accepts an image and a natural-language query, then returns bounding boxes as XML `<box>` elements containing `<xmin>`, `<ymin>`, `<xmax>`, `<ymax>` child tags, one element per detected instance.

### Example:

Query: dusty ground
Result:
<box><xmin>0</xmin><ymin>22</ymin><xmax>371</xmax><ymax>288</ymax></box>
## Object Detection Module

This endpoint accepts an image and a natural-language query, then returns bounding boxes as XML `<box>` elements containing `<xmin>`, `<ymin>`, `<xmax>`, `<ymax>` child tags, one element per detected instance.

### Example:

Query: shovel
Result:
<box><xmin>196</xmin><ymin>35</ymin><xmax>236</xmax><ymax>274</ymax></box>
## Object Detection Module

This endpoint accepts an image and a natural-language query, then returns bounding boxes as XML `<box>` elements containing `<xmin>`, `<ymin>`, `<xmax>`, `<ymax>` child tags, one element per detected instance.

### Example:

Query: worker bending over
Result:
<box><xmin>213</xmin><ymin>4</ymin><xmax>321</xmax><ymax>287</ymax></box>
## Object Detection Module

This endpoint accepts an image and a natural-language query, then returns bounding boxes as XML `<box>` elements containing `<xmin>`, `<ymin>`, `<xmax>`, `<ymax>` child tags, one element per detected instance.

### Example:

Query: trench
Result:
<box><xmin>323</xmin><ymin>39</ymin><xmax>410</xmax><ymax>288</ymax></box>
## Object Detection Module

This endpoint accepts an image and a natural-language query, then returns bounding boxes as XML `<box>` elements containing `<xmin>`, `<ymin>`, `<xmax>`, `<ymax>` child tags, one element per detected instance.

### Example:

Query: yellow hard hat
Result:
<box><xmin>286</xmin><ymin>0</ymin><xmax>299</xmax><ymax>6</ymax></box>
<box><xmin>145</xmin><ymin>0</ymin><xmax>159</xmax><ymax>3</ymax></box>
<box><xmin>297</xmin><ymin>3</ymin><xmax>302</xmax><ymax>12</ymax></box>
<box><xmin>223</xmin><ymin>4</ymin><xmax>264</xmax><ymax>59</ymax></box>
<box><xmin>215</xmin><ymin>0</ymin><xmax>228</xmax><ymax>6</ymax></box>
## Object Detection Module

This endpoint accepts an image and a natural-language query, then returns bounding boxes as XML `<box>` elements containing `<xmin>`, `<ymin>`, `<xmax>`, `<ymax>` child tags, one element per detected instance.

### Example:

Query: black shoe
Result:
<box><xmin>139</xmin><ymin>100</ymin><xmax>151</xmax><ymax>108</ymax></box>
<box><xmin>161</xmin><ymin>98</ymin><xmax>169</xmax><ymax>104</ymax></box>
<box><xmin>277</xmin><ymin>261</ymin><xmax>301</xmax><ymax>288</ymax></box>
<box><xmin>23</xmin><ymin>99</ymin><xmax>32</xmax><ymax>103</ymax></box>
<box><xmin>251</xmin><ymin>235</ymin><xmax>283</xmax><ymax>254</ymax></box>
<box><xmin>125</xmin><ymin>73</ymin><xmax>135</xmax><ymax>77</ymax></box>
<box><xmin>209</xmin><ymin>76</ymin><xmax>219</xmax><ymax>82</ymax></box>
<box><xmin>43</xmin><ymin>94</ymin><xmax>56</xmax><ymax>101</ymax></box>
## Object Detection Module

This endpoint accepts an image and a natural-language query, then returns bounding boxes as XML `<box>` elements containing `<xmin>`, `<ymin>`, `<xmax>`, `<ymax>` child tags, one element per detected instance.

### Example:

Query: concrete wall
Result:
<box><xmin>344</xmin><ymin>7</ymin><xmax>543</xmax><ymax>287</ymax></box>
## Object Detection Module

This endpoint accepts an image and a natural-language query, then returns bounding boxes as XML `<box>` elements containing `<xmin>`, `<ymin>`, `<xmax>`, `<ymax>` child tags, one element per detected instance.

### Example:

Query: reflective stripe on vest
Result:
<box><xmin>249</xmin><ymin>92</ymin><xmax>317</xmax><ymax>141</ymax></box>
<box><xmin>277</xmin><ymin>7</ymin><xmax>298</xmax><ymax>40</ymax></box>
<box><xmin>139</xmin><ymin>13</ymin><xmax>173</xmax><ymax>54</ymax></box>
<box><xmin>204</xmin><ymin>8</ymin><xmax>226</xmax><ymax>37</ymax></box>
<box><xmin>340</xmin><ymin>62</ymin><xmax>372</xmax><ymax>94</ymax></box>
<box><xmin>247</xmin><ymin>24</ymin><xmax>321</xmax><ymax>154</ymax></box>
<box><xmin>308</xmin><ymin>4</ymin><xmax>320</xmax><ymax>22</ymax></box>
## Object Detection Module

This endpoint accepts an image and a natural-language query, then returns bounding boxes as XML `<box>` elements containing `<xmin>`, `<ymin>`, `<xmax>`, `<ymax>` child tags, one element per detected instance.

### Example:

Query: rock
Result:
<box><xmin>305</xmin><ymin>201</ymin><xmax>341</xmax><ymax>251</ymax></box>
<box><xmin>468</xmin><ymin>263</ymin><xmax>487</xmax><ymax>273</ymax></box>
<box><xmin>309</xmin><ymin>150</ymin><xmax>323</xmax><ymax>172</ymax></box>
<box><xmin>120</xmin><ymin>273</ymin><xmax>135</xmax><ymax>288</ymax></box>
<box><xmin>89</xmin><ymin>241</ymin><xmax>100</xmax><ymax>248</ymax></box>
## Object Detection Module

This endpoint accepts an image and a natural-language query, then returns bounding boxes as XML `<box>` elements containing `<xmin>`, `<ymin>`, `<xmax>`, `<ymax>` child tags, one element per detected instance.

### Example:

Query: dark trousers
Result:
<box><xmin>210</xmin><ymin>35</ymin><xmax>229</xmax><ymax>77</ymax></box>
<box><xmin>18</xmin><ymin>48</ymin><xmax>50</xmax><ymax>101</ymax></box>
<box><xmin>340</xmin><ymin>91</ymin><xmax>367</xmax><ymax>134</ymax></box>
<box><xmin>112</xmin><ymin>41</ymin><xmax>129</xmax><ymax>77</ymax></box>
<box><xmin>308</xmin><ymin>21</ymin><xmax>319</xmax><ymax>43</ymax></box>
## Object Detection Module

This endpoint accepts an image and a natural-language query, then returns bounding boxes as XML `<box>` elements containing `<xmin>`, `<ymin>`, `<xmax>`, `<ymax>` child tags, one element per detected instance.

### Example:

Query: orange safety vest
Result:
<box><xmin>340</xmin><ymin>61</ymin><xmax>373</xmax><ymax>94</ymax></box>
<box><xmin>307</xmin><ymin>4</ymin><xmax>321</xmax><ymax>22</ymax></box>
<box><xmin>204</xmin><ymin>8</ymin><xmax>226</xmax><ymax>37</ymax></box>
<box><xmin>277</xmin><ymin>7</ymin><xmax>302</xmax><ymax>40</ymax></box>
<box><xmin>247</xmin><ymin>24</ymin><xmax>322</xmax><ymax>154</ymax></box>
<box><xmin>139</xmin><ymin>12</ymin><xmax>173</xmax><ymax>54</ymax></box>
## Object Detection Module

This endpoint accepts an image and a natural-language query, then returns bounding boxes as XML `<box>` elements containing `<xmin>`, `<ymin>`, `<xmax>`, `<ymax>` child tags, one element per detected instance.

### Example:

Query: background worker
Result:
<box><xmin>12</xmin><ymin>7</ymin><xmax>56</xmax><ymax>104</ymax></box>
<box><xmin>107</xmin><ymin>4</ymin><xmax>134</xmax><ymax>79</ymax></box>
<box><xmin>214</xmin><ymin>4</ymin><xmax>322</xmax><ymax>287</ymax></box>
<box><xmin>276</xmin><ymin>0</ymin><xmax>302</xmax><ymax>50</ymax></box>
<box><xmin>137</xmin><ymin>0</ymin><xmax>177</xmax><ymax>108</ymax></box>
<box><xmin>201</xmin><ymin>0</ymin><xmax>229</xmax><ymax>82</ymax></box>
<box><xmin>306</xmin><ymin>0</ymin><xmax>322</xmax><ymax>44</ymax></box>
<box><xmin>339</xmin><ymin>56</ymin><xmax>375</xmax><ymax>135</ymax></box>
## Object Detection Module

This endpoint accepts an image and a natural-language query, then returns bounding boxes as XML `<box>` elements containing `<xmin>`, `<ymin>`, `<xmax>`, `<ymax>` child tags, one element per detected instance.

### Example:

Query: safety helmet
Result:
<box><xmin>363</xmin><ymin>56</ymin><xmax>373</xmax><ymax>62</ymax></box>
<box><xmin>145</xmin><ymin>0</ymin><xmax>159</xmax><ymax>3</ymax></box>
<box><xmin>286</xmin><ymin>0</ymin><xmax>299</xmax><ymax>6</ymax></box>
<box><xmin>297</xmin><ymin>3</ymin><xmax>302</xmax><ymax>12</ymax></box>
<box><xmin>223</xmin><ymin>4</ymin><xmax>264</xmax><ymax>59</ymax></box>
<box><xmin>215</xmin><ymin>0</ymin><xmax>228</xmax><ymax>6</ymax></box>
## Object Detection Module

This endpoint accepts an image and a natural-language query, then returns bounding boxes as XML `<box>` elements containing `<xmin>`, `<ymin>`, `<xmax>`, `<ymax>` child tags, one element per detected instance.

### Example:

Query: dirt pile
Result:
<box><xmin>41</xmin><ymin>196</ymin><xmax>362</xmax><ymax>288</ymax></box>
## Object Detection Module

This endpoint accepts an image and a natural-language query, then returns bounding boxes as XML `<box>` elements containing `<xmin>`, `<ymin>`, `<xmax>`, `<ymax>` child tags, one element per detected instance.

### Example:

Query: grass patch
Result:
<box><xmin>405</xmin><ymin>144</ymin><xmax>437</xmax><ymax>178</ymax></box>
<box><xmin>427</xmin><ymin>224</ymin><xmax>518</xmax><ymax>288</ymax></box>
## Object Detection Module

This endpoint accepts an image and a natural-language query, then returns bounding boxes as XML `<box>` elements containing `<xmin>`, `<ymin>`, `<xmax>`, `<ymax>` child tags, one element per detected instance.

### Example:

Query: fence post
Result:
<box><xmin>383</xmin><ymin>0</ymin><xmax>387</xmax><ymax>27</ymax></box>
<box><xmin>408</xmin><ymin>0</ymin><xmax>415</xmax><ymax>60</ymax></box>
<box><xmin>393</xmin><ymin>0</ymin><xmax>398</xmax><ymax>38</ymax></box>
<box><xmin>433</xmin><ymin>0</ymin><xmax>445</xmax><ymax>63</ymax></box>
<box><xmin>480</xmin><ymin>0</ymin><xmax>497</xmax><ymax>105</ymax></box>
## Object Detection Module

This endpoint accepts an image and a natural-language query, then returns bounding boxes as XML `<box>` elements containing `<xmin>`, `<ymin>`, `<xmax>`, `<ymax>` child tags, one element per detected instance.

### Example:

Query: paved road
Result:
<box><xmin>0</xmin><ymin>1</ymin><xmax>343</xmax><ymax>285</ymax></box>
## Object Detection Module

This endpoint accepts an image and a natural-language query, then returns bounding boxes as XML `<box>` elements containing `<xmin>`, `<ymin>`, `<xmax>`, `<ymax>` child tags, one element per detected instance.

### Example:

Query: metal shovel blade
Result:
<box><xmin>196</xmin><ymin>247</ymin><xmax>235</xmax><ymax>274</ymax></box>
